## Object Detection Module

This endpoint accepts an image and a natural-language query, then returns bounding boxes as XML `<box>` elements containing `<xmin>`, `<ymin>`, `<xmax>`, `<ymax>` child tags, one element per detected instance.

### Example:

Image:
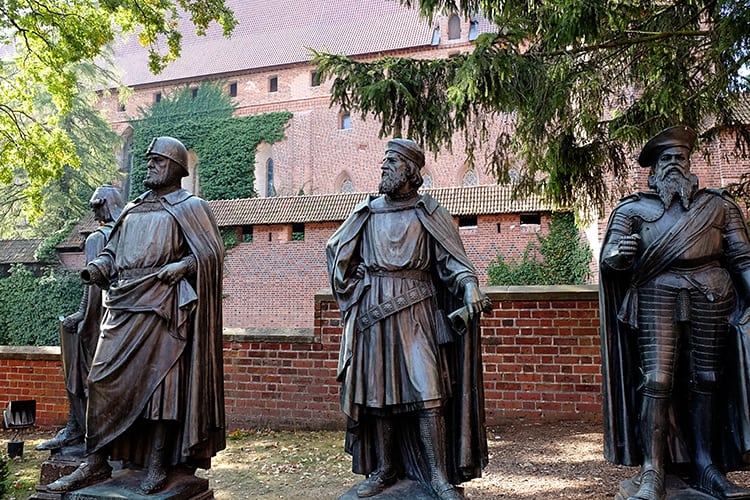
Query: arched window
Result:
<box><xmin>341</xmin><ymin>178</ymin><xmax>354</xmax><ymax>193</ymax></box>
<box><xmin>422</xmin><ymin>172</ymin><xmax>434</xmax><ymax>189</ymax></box>
<box><xmin>448</xmin><ymin>15</ymin><xmax>461</xmax><ymax>40</ymax></box>
<box><xmin>266</xmin><ymin>158</ymin><xmax>275</xmax><ymax>197</ymax></box>
<box><xmin>462</xmin><ymin>169</ymin><xmax>477</xmax><ymax>187</ymax></box>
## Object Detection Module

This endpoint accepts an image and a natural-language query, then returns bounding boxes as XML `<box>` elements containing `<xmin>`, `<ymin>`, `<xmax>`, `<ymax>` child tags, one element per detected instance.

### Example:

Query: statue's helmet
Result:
<box><xmin>89</xmin><ymin>184</ymin><xmax>125</xmax><ymax>222</ymax></box>
<box><xmin>146</xmin><ymin>136</ymin><xmax>189</xmax><ymax>177</ymax></box>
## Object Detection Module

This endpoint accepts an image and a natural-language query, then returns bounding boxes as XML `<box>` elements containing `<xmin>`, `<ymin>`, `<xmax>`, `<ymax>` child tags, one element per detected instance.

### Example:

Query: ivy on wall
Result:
<box><xmin>129</xmin><ymin>83</ymin><xmax>292</xmax><ymax>200</ymax></box>
<box><xmin>0</xmin><ymin>265</ymin><xmax>83</xmax><ymax>346</ymax></box>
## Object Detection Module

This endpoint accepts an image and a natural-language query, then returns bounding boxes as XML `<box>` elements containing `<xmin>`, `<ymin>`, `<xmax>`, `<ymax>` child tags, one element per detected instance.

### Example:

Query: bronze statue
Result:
<box><xmin>600</xmin><ymin>125</ymin><xmax>750</xmax><ymax>500</ymax></box>
<box><xmin>37</xmin><ymin>185</ymin><xmax>124</xmax><ymax>452</ymax></box>
<box><xmin>327</xmin><ymin>138</ymin><xmax>489</xmax><ymax>500</ymax></box>
<box><xmin>48</xmin><ymin>137</ymin><xmax>225</xmax><ymax>494</ymax></box>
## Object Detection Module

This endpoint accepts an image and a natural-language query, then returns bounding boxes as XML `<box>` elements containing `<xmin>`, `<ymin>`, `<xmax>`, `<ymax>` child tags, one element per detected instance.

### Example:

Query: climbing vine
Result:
<box><xmin>129</xmin><ymin>83</ymin><xmax>292</xmax><ymax>200</ymax></box>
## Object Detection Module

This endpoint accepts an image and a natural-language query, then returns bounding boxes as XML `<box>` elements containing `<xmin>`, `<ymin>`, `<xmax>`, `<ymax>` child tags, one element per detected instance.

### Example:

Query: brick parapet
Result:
<box><xmin>0</xmin><ymin>286</ymin><xmax>602</xmax><ymax>429</ymax></box>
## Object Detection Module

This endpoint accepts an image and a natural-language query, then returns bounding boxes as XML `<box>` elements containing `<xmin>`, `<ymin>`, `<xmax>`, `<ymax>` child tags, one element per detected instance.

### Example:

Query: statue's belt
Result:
<box><xmin>357</xmin><ymin>281</ymin><xmax>436</xmax><ymax>330</ymax></box>
<box><xmin>118</xmin><ymin>267</ymin><xmax>161</xmax><ymax>281</ymax></box>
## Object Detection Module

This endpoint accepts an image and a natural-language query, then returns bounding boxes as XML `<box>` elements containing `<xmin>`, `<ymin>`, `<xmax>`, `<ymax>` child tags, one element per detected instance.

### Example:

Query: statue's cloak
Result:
<box><xmin>86</xmin><ymin>189</ymin><xmax>225</xmax><ymax>466</ymax></box>
<box><xmin>600</xmin><ymin>189</ymin><xmax>750</xmax><ymax>471</ymax></box>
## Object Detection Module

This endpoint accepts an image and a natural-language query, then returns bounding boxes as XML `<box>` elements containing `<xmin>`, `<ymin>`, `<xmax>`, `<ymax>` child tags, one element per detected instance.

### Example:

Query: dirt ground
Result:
<box><xmin>7</xmin><ymin>420</ymin><xmax>750</xmax><ymax>499</ymax></box>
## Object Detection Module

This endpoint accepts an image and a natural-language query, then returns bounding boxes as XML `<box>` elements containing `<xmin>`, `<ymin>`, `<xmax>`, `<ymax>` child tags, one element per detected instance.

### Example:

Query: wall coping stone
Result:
<box><xmin>0</xmin><ymin>345</ymin><xmax>61</xmax><ymax>360</ymax></box>
<box><xmin>223</xmin><ymin>327</ymin><xmax>315</xmax><ymax>343</ymax></box>
<box><xmin>315</xmin><ymin>284</ymin><xmax>599</xmax><ymax>302</ymax></box>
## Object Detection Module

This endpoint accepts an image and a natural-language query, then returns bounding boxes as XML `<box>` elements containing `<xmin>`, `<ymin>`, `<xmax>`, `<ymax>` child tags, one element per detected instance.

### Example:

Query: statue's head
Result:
<box><xmin>89</xmin><ymin>184</ymin><xmax>124</xmax><ymax>223</ymax></box>
<box><xmin>641</xmin><ymin>126</ymin><xmax>699</xmax><ymax>208</ymax></box>
<box><xmin>380</xmin><ymin>138</ymin><xmax>425</xmax><ymax>194</ymax></box>
<box><xmin>144</xmin><ymin>137</ymin><xmax>189</xmax><ymax>190</ymax></box>
<box><xmin>145</xmin><ymin>136</ymin><xmax>189</xmax><ymax>177</ymax></box>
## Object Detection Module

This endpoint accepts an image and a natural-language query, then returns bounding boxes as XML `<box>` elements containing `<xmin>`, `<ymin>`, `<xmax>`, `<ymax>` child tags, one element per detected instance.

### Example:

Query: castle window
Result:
<box><xmin>191</xmin><ymin>87</ymin><xmax>199</xmax><ymax>98</ymax></box>
<box><xmin>448</xmin><ymin>14</ymin><xmax>461</xmax><ymax>40</ymax></box>
<box><xmin>266</xmin><ymin>158</ymin><xmax>275</xmax><ymax>197</ymax></box>
<box><xmin>340</xmin><ymin>113</ymin><xmax>351</xmax><ymax>130</ymax></box>
<box><xmin>341</xmin><ymin>178</ymin><xmax>354</xmax><ymax>193</ymax></box>
<box><xmin>229</xmin><ymin>82</ymin><xmax>238</xmax><ymax>97</ymax></box>
<box><xmin>462</xmin><ymin>169</ymin><xmax>477</xmax><ymax>186</ymax></box>
<box><xmin>292</xmin><ymin>223</ymin><xmax>305</xmax><ymax>241</ymax></box>
<box><xmin>459</xmin><ymin>215</ymin><xmax>477</xmax><ymax>229</ymax></box>
<box><xmin>154</xmin><ymin>92</ymin><xmax>162</xmax><ymax>103</ymax></box>
<box><xmin>269</xmin><ymin>76</ymin><xmax>278</xmax><ymax>93</ymax></box>
<box><xmin>520</xmin><ymin>213</ymin><xmax>541</xmax><ymax>226</ymax></box>
<box><xmin>311</xmin><ymin>71</ymin><xmax>321</xmax><ymax>87</ymax></box>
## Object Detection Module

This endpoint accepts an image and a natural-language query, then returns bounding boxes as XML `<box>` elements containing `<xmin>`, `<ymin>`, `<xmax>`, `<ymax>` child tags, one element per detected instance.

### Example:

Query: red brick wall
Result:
<box><xmin>0</xmin><ymin>286</ymin><xmax>602</xmax><ymax>430</ymax></box>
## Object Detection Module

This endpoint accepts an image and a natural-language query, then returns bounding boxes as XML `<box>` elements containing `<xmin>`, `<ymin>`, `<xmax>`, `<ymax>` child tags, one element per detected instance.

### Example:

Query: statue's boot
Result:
<box><xmin>419</xmin><ymin>409</ymin><xmax>464</xmax><ymax>500</ymax></box>
<box><xmin>691</xmin><ymin>392</ymin><xmax>750</xmax><ymax>499</ymax></box>
<box><xmin>356</xmin><ymin>417</ymin><xmax>397</xmax><ymax>498</ymax></box>
<box><xmin>627</xmin><ymin>395</ymin><xmax>667</xmax><ymax>500</ymax></box>
<box><xmin>36</xmin><ymin>408</ymin><xmax>84</xmax><ymax>451</ymax></box>
<box><xmin>46</xmin><ymin>451</ymin><xmax>111</xmax><ymax>492</ymax></box>
<box><xmin>140</xmin><ymin>421</ymin><xmax>170</xmax><ymax>494</ymax></box>
<box><xmin>695</xmin><ymin>465</ymin><xmax>750</xmax><ymax>499</ymax></box>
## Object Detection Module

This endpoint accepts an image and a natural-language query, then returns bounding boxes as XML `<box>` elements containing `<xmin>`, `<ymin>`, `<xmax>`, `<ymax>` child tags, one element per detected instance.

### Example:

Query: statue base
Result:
<box><xmin>30</xmin><ymin>467</ymin><xmax>212</xmax><ymax>500</ymax></box>
<box><xmin>339</xmin><ymin>478</ymin><xmax>464</xmax><ymax>499</ymax></box>
<box><xmin>615</xmin><ymin>473</ymin><xmax>750</xmax><ymax>499</ymax></box>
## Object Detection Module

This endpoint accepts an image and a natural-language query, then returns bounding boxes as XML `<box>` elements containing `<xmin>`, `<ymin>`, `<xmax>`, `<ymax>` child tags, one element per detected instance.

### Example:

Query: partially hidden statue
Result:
<box><xmin>327</xmin><ymin>138</ymin><xmax>490</xmax><ymax>500</ymax></box>
<box><xmin>600</xmin><ymin>125</ymin><xmax>750</xmax><ymax>500</ymax></box>
<box><xmin>48</xmin><ymin>137</ymin><xmax>225</xmax><ymax>495</ymax></box>
<box><xmin>37</xmin><ymin>185</ymin><xmax>124</xmax><ymax>452</ymax></box>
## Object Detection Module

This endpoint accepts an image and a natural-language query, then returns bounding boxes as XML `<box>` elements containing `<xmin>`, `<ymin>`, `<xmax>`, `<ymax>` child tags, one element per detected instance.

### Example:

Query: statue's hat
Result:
<box><xmin>386</xmin><ymin>138</ymin><xmax>425</xmax><ymax>168</ymax></box>
<box><xmin>638</xmin><ymin>125</ymin><xmax>697</xmax><ymax>168</ymax></box>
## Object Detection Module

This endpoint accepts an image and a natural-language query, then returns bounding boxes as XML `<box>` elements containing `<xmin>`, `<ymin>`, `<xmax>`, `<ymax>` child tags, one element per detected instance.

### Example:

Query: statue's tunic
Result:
<box><xmin>85</xmin><ymin>189</ymin><xmax>225</xmax><ymax>468</ymax></box>
<box><xmin>349</xmin><ymin>200</ymin><xmax>468</xmax><ymax>412</ymax></box>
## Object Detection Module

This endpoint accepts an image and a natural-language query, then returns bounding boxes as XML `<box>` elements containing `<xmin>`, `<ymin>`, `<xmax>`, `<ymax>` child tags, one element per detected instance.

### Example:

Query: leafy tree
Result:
<box><xmin>0</xmin><ymin>62</ymin><xmax>123</xmax><ymax>238</ymax></box>
<box><xmin>487</xmin><ymin>212</ymin><xmax>592</xmax><ymax>285</ymax></box>
<box><xmin>313</xmin><ymin>1</ymin><xmax>750</xmax><ymax>214</ymax></box>
<box><xmin>0</xmin><ymin>0</ymin><xmax>235</xmax><ymax>216</ymax></box>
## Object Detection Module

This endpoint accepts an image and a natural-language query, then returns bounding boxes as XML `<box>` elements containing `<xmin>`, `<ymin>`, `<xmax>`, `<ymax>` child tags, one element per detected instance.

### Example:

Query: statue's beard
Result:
<box><xmin>379</xmin><ymin>169</ymin><xmax>409</xmax><ymax>195</ymax></box>
<box><xmin>654</xmin><ymin>168</ymin><xmax>697</xmax><ymax>209</ymax></box>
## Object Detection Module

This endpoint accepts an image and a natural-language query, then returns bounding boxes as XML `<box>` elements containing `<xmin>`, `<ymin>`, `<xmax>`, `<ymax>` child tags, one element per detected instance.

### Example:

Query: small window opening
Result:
<box><xmin>311</xmin><ymin>71</ymin><xmax>321</xmax><ymax>87</ymax></box>
<box><xmin>229</xmin><ymin>82</ymin><xmax>238</xmax><ymax>97</ymax></box>
<box><xmin>241</xmin><ymin>225</ymin><xmax>253</xmax><ymax>243</ymax></box>
<box><xmin>154</xmin><ymin>92</ymin><xmax>162</xmax><ymax>103</ymax></box>
<box><xmin>340</xmin><ymin>113</ymin><xmax>351</xmax><ymax>130</ymax></box>
<box><xmin>191</xmin><ymin>87</ymin><xmax>199</xmax><ymax>98</ymax></box>
<box><xmin>118</xmin><ymin>102</ymin><xmax>126</xmax><ymax>112</ymax></box>
<box><xmin>459</xmin><ymin>215</ymin><xmax>477</xmax><ymax>228</ymax></box>
<box><xmin>497</xmin><ymin>223</ymin><xmax>502</xmax><ymax>233</ymax></box>
<box><xmin>520</xmin><ymin>213</ymin><xmax>541</xmax><ymax>226</ymax></box>
<box><xmin>292</xmin><ymin>223</ymin><xmax>305</xmax><ymax>241</ymax></box>
<box><xmin>269</xmin><ymin>76</ymin><xmax>278</xmax><ymax>93</ymax></box>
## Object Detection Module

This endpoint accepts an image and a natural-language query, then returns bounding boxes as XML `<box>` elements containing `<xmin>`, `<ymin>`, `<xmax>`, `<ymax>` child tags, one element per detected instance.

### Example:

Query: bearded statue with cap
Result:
<box><xmin>600</xmin><ymin>126</ymin><xmax>750</xmax><ymax>499</ymax></box>
<box><xmin>327</xmin><ymin>138</ymin><xmax>490</xmax><ymax>499</ymax></box>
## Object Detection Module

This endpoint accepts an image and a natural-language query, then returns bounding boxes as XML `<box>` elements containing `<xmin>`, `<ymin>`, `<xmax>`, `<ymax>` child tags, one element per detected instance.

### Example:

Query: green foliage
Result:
<box><xmin>0</xmin><ymin>265</ymin><xmax>83</xmax><ymax>346</ymax></box>
<box><xmin>130</xmin><ymin>83</ymin><xmax>292</xmax><ymax>200</ymax></box>
<box><xmin>0</xmin><ymin>0</ymin><xmax>235</xmax><ymax>217</ymax></box>
<box><xmin>487</xmin><ymin>212</ymin><xmax>592</xmax><ymax>286</ymax></box>
<box><xmin>35</xmin><ymin>221</ymin><xmax>77</xmax><ymax>263</ymax></box>
<box><xmin>314</xmin><ymin>0</ymin><xmax>750</xmax><ymax>215</ymax></box>
<box><xmin>221</xmin><ymin>227</ymin><xmax>239</xmax><ymax>250</ymax></box>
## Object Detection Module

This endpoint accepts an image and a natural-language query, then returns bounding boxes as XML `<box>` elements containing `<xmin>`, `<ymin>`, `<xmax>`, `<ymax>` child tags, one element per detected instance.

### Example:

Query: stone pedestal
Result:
<box><xmin>615</xmin><ymin>474</ymin><xmax>750</xmax><ymax>500</ymax></box>
<box><xmin>339</xmin><ymin>478</ymin><xmax>463</xmax><ymax>500</ymax></box>
<box><xmin>31</xmin><ymin>462</ymin><xmax>212</xmax><ymax>500</ymax></box>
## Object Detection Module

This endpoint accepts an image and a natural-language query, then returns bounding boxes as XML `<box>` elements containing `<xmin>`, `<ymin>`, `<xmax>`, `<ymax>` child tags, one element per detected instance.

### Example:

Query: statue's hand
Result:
<box><xmin>157</xmin><ymin>262</ymin><xmax>188</xmax><ymax>286</ymax></box>
<box><xmin>463</xmin><ymin>281</ymin><xmax>486</xmax><ymax>320</ymax></box>
<box><xmin>62</xmin><ymin>311</ymin><xmax>83</xmax><ymax>331</ymax></box>
<box><xmin>617</xmin><ymin>234</ymin><xmax>640</xmax><ymax>258</ymax></box>
<box><xmin>353</xmin><ymin>263</ymin><xmax>366</xmax><ymax>279</ymax></box>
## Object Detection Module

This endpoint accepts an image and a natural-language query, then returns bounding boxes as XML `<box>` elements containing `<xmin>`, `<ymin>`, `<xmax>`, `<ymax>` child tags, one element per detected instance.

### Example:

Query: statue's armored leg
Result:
<box><xmin>36</xmin><ymin>402</ymin><xmax>84</xmax><ymax>451</ymax></box>
<box><xmin>140</xmin><ymin>421</ymin><xmax>170</xmax><ymax>494</ymax></box>
<box><xmin>46</xmin><ymin>448</ymin><xmax>112</xmax><ymax>492</ymax></box>
<box><xmin>356</xmin><ymin>416</ymin><xmax>397</xmax><ymax>498</ymax></box>
<box><xmin>628</xmin><ymin>395</ymin><xmax>667</xmax><ymax>500</ymax></box>
<box><xmin>419</xmin><ymin>409</ymin><xmax>463</xmax><ymax>500</ymax></box>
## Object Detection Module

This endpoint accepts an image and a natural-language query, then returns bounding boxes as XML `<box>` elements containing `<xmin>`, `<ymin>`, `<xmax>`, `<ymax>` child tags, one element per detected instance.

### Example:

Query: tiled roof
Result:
<box><xmin>0</xmin><ymin>239</ymin><xmax>43</xmax><ymax>264</ymax></box>
<box><xmin>208</xmin><ymin>184</ymin><xmax>554</xmax><ymax>227</ymax></box>
<box><xmin>114</xmin><ymin>0</ymin><xmax>438</xmax><ymax>87</ymax></box>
